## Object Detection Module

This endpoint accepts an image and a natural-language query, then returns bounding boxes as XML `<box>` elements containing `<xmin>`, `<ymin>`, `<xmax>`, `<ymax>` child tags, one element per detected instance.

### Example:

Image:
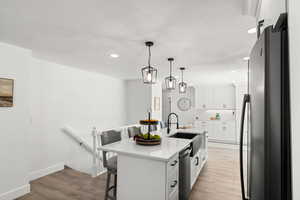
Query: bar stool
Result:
<box><xmin>128</xmin><ymin>126</ymin><xmax>142</xmax><ymax>138</ymax></box>
<box><xmin>159</xmin><ymin>121</ymin><xmax>166</xmax><ymax>129</ymax></box>
<box><xmin>101</xmin><ymin>130</ymin><xmax>121</xmax><ymax>200</ymax></box>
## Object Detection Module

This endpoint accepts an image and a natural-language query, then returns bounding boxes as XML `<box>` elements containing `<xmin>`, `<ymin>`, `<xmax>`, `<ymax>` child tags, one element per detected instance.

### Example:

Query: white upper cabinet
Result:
<box><xmin>213</xmin><ymin>86</ymin><xmax>235</xmax><ymax>109</ymax></box>
<box><xmin>195</xmin><ymin>85</ymin><xmax>213</xmax><ymax>109</ymax></box>
<box><xmin>195</xmin><ymin>85</ymin><xmax>235</xmax><ymax>110</ymax></box>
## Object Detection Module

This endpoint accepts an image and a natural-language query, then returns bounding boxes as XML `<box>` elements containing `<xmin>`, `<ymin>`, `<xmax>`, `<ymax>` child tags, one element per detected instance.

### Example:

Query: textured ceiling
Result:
<box><xmin>0</xmin><ymin>0</ymin><xmax>256</xmax><ymax>84</ymax></box>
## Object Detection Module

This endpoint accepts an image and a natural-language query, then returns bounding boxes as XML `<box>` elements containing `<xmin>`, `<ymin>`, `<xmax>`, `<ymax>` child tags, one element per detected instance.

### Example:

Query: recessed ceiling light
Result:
<box><xmin>231</xmin><ymin>70</ymin><xmax>236</xmax><ymax>73</ymax></box>
<box><xmin>248</xmin><ymin>27</ymin><xmax>257</xmax><ymax>34</ymax></box>
<box><xmin>110</xmin><ymin>53</ymin><xmax>119</xmax><ymax>58</ymax></box>
<box><xmin>243</xmin><ymin>56</ymin><xmax>250</xmax><ymax>61</ymax></box>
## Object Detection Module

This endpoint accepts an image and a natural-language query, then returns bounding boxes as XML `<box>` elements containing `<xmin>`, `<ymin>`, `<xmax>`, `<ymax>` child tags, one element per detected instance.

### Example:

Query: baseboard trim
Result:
<box><xmin>95</xmin><ymin>169</ymin><xmax>107</xmax><ymax>177</ymax></box>
<box><xmin>208</xmin><ymin>141</ymin><xmax>240</xmax><ymax>149</ymax></box>
<box><xmin>28</xmin><ymin>162</ymin><xmax>65</xmax><ymax>181</ymax></box>
<box><xmin>0</xmin><ymin>184</ymin><xmax>30</xmax><ymax>200</ymax></box>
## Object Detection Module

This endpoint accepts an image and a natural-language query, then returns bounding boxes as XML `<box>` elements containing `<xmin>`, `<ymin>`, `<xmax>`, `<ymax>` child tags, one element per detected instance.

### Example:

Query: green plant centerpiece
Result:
<box><xmin>135</xmin><ymin>111</ymin><xmax>161</xmax><ymax>146</ymax></box>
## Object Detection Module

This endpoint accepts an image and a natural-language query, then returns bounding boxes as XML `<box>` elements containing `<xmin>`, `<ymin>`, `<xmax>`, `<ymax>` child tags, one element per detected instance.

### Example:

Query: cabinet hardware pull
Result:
<box><xmin>171</xmin><ymin>160</ymin><xmax>178</xmax><ymax>166</ymax></box>
<box><xmin>196</xmin><ymin>156</ymin><xmax>199</xmax><ymax>166</ymax></box>
<box><xmin>171</xmin><ymin>180</ymin><xmax>178</xmax><ymax>188</ymax></box>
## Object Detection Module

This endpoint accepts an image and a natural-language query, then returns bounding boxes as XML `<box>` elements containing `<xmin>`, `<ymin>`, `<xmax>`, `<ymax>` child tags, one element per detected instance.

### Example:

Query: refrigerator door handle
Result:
<box><xmin>240</xmin><ymin>94</ymin><xmax>250</xmax><ymax>200</ymax></box>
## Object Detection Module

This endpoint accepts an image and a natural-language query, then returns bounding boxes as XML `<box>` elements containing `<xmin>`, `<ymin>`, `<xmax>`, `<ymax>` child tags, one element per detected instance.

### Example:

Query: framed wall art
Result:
<box><xmin>0</xmin><ymin>78</ymin><xmax>14</xmax><ymax>107</ymax></box>
<box><xmin>154</xmin><ymin>96</ymin><xmax>160</xmax><ymax>111</ymax></box>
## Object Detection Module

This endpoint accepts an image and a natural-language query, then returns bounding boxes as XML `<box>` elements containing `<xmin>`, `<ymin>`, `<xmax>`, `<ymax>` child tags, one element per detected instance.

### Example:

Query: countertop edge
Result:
<box><xmin>98</xmin><ymin>141</ymin><xmax>191</xmax><ymax>162</ymax></box>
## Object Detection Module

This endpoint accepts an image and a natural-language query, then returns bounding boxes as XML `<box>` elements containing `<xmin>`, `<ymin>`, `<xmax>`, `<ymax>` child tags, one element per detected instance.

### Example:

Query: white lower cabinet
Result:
<box><xmin>190</xmin><ymin>148</ymin><xmax>208</xmax><ymax>188</ymax></box>
<box><xmin>169</xmin><ymin>188</ymin><xmax>179</xmax><ymax>200</ymax></box>
<box><xmin>166</xmin><ymin>154</ymin><xmax>179</xmax><ymax>200</ymax></box>
<box><xmin>198</xmin><ymin>120</ymin><xmax>236</xmax><ymax>143</ymax></box>
<box><xmin>191</xmin><ymin>151</ymin><xmax>200</xmax><ymax>187</ymax></box>
<box><xmin>167</xmin><ymin>167</ymin><xmax>178</xmax><ymax>198</ymax></box>
<box><xmin>117</xmin><ymin>135</ymin><xmax>208</xmax><ymax>200</ymax></box>
<box><xmin>214</xmin><ymin>121</ymin><xmax>236</xmax><ymax>142</ymax></box>
<box><xmin>118</xmin><ymin>153</ymin><xmax>179</xmax><ymax>200</ymax></box>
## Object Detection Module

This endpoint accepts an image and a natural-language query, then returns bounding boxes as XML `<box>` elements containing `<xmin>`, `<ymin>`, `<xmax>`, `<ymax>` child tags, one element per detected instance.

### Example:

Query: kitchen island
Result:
<box><xmin>98</xmin><ymin>128</ymin><xmax>207</xmax><ymax>200</ymax></box>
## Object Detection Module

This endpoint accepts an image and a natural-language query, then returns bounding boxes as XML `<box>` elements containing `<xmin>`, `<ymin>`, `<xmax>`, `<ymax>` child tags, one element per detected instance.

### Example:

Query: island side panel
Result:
<box><xmin>117</xmin><ymin>154</ymin><xmax>167</xmax><ymax>200</ymax></box>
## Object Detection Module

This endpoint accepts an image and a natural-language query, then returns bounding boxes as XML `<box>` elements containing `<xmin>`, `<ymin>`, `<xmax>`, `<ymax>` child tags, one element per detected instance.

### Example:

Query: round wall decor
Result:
<box><xmin>177</xmin><ymin>97</ymin><xmax>192</xmax><ymax>111</ymax></box>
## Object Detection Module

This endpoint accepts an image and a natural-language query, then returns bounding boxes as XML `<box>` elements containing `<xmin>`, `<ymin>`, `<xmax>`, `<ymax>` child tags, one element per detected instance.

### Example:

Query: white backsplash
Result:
<box><xmin>194</xmin><ymin>109</ymin><xmax>236</xmax><ymax>122</ymax></box>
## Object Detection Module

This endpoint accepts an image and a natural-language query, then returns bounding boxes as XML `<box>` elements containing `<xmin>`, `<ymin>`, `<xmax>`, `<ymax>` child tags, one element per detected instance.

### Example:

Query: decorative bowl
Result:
<box><xmin>139</xmin><ymin>119</ymin><xmax>159</xmax><ymax>125</ymax></box>
<box><xmin>135</xmin><ymin>137</ymin><xmax>161</xmax><ymax>146</ymax></box>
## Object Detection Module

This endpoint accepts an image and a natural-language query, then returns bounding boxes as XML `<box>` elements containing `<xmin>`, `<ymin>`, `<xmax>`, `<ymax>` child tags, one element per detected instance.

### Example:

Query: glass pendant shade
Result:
<box><xmin>179</xmin><ymin>67</ymin><xmax>187</xmax><ymax>93</ymax></box>
<box><xmin>141</xmin><ymin>41</ymin><xmax>157</xmax><ymax>84</ymax></box>
<box><xmin>165</xmin><ymin>57</ymin><xmax>177</xmax><ymax>90</ymax></box>
<box><xmin>165</xmin><ymin>76</ymin><xmax>176</xmax><ymax>90</ymax></box>
<box><xmin>179</xmin><ymin>82</ymin><xmax>187</xmax><ymax>93</ymax></box>
<box><xmin>142</xmin><ymin>66</ymin><xmax>157</xmax><ymax>84</ymax></box>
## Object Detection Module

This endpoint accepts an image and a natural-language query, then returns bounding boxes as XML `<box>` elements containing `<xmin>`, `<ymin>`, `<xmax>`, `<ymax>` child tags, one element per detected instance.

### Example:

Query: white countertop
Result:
<box><xmin>98</xmin><ymin>128</ymin><xmax>206</xmax><ymax>161</ymax></box>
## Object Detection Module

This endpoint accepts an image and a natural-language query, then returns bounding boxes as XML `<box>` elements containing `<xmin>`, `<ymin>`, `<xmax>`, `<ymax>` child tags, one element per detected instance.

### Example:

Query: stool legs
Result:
<box><xmin>104</xmin><ymin>171</ymin><xmax>117</xmax><ymax>200</ymax></box>
<box><xmin>113</xmin><ymin>174</ymin><xmax>117</xmax><ymax>197</ymax></box>
<box><xmin>105</xmin><ymin>172</ymin><xmax>111</xmax><ymax>200</ymax></box>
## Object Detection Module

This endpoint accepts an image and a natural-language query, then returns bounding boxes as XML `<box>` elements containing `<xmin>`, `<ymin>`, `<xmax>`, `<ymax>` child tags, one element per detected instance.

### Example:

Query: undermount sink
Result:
<box><xmin>169</xmin><ymin>132</ymin><xmax>202</xmax><ymax>157</ymax></box>
<box><xmin>169</xmin><ymin>132</ymin><xmax>198</xmax><ymax>140</ymax></box>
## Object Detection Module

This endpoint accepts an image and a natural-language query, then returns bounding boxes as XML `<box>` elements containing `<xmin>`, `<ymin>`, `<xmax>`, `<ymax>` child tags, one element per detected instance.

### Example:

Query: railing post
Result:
<box><xmin>92</xmin><ymin>127</ymin><xmax>97</xmax><ymax>177</ymax></box>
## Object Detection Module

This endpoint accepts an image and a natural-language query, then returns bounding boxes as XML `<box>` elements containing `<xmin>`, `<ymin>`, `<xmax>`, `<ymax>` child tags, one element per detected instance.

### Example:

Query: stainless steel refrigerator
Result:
<box><xmin>239</xmin><ymin>13</ymin><xmax>292</xmax><ymax>200</ymax></box>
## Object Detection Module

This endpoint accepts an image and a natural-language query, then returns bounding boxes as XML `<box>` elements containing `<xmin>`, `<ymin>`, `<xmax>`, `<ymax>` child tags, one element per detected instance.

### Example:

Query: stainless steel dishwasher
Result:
<box><xmin>179</xmin><ymin>146</ymin><xmax>192</xmax><ymax>200</ymax></box>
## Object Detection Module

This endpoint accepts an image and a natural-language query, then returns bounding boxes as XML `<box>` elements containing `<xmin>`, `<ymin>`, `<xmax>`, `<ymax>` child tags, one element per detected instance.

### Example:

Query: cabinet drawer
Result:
<box><xmin>191</xmin><ymin>153</ymin><xmax>201</xmax><ymax>187</ymax></box>
<box><xmin>168</xmin><ymin>187</ymin><xmax>178</xmax><ymax>200</ymax></box>
<box><xmin>167</xmin><ymin>170</ymin><xmax>178</xmax><ymax>197</ymax></box>
<box><xmin>167</xmin><ymin>154</ymin><xmax>179</xmax><ymax>174</ymax></box>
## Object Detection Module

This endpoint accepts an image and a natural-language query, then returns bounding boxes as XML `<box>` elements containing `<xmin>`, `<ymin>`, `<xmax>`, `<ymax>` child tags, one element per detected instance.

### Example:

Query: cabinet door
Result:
<box><xmin>214</xmin><ymin>121</ymin><xmax>236</xmax><ymax>142</ymax></box>
<box><xmin>190</xmin><ymin>156</ymin><xmax>197</xmax><ymax>187</ymax></box>
<box><xmin>225</xmin><ymin>121</ymin><xmax>236</xmax><ymax>142</ymax></box>
<box><xmin>213</xmin><ymin>86</ymin><xmax>235</xmax><ymax>109</ymax></box>
<box><xmin>206</xmin><ymin>121</ymin><xmax>216</xmax><ymax>140</ymax></box>
<box><xmin>195</xmin><ymin>121</ymin><xmax>208</xmax><ymax>132</ymax></box>
<box><xmin>195</xmin><ymin>86</ymin><xmax>213</xmax><ymax>109</ymax></box>
<box><xmin>195</xmin><ymin>150</ymin><xmax>202</xmax><ymax>177</ymax></box>
<box><xmin>211</xmin><ymin>121</ymin><xmax>222</xmax><ymax>140</ymax></box>
<box><xmin>190</xmin><ymin>151</ymin><xmax>202</xmax><ymax>188</ymax></box>
<box><xmin>169</xmin><ymin>189</ymin><xmax>178</xmax><ymax>200</ymax></box>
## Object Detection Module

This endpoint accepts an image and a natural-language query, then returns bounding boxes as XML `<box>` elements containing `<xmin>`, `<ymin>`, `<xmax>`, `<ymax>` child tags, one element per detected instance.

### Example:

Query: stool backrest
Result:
<box><xmin>100</xmin><ymin>130</ymin><xmax>121</xmax><ymax>168</ymax></box>
<box><xmin>160</xmin><ymin>121</ymin><xmax>166</xmax><ymax>129</ymax></box>
<box><xmin>128</xmin><ymin>126</ymin><xmax>142</xmax><ymax>138</ymax></box>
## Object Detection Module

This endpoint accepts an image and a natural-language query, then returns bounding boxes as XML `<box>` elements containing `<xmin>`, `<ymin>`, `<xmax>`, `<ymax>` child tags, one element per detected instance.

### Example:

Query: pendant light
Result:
<box><xmin>141</xmin><ymin>41</ymin><xmax>157</xmax><ymax>84</ymax></box>
<box><xmin>179</xmin><ymin>67</ymin><xmax>187</xmax><ymax>93</ymax></box>
<box><xmin>165</xmin><ymin>58</ymin><xmax>177</xmax><ymax>90</ymax></box>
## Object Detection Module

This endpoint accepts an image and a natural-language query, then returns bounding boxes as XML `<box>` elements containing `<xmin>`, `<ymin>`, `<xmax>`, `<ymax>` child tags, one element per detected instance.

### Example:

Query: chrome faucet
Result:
<box><xmin>167</xmin><ymin>112</ymin><xmax>179</xmax><ymax>134</ymax></box>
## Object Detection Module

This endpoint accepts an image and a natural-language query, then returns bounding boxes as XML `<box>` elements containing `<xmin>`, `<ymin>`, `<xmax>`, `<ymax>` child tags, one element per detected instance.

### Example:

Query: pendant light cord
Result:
<box><xmin>181</xmin><ymin>69</ymin><xmax>183</xmax><ymax>82</ymax></box>
<box><xmin>169</xmin><ymin>60</ymin><xmax>172</xmax><ymax>77</ymax></box>
<box><xmin>148</xmin><ymin>46</ymin><xmax>151</xmax><ymax>67</ymax></box>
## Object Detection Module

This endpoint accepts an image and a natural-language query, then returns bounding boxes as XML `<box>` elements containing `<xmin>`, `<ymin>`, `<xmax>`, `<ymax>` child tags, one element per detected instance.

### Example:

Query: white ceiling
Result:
<box><xmin>0</xmin><ymin>0</ymin><xmax>256</xmax><ymax>84</ymax></box>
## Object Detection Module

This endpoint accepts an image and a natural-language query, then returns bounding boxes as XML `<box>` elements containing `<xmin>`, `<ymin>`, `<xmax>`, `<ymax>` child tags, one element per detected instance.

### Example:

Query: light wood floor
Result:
<box><xmin>17</xmin><ymin>147</ymin><xmax>242</xmax><ymax>200</ymax></box>
<box><xmin>189</xmin><ymin>147</ymin><xmax>242</xmax><ymax>200</ymax></box>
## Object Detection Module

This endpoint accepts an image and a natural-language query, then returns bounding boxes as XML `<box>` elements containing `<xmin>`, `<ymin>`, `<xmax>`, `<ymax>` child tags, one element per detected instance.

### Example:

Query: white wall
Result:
<box><xmin>0</xmin><ymin>42</ymin><xmax>128</xmax><ymax>199</ymax></box>
<box><xmin>125</xmin><ymin>80</ymin><xmax>151</xmax><ymax>124</ymax></box>
<box><xmin>0</xmin><ymin>43</ymin><xmax>31</xmax><ymax>199</ymax></box>
<box><xmin>125</xmin><ymin>80</ymin><xmax>162</xmax><ymax>124</ymax></box>
<box><xmin>165</xmin><ymin>87</ymin><xmax>196</xmax><ymax>126</ymax></box>
<box><xmin>28</xmin><ymin>58</ymin><xmax>127</xmax><ymax>176</ymax></box>
<box><xmin>151</xmin><ymin>82</ymin><xmax>162</xmax><ymax>121</ymax></box>
<box><xmin>288</xmin><ymin>0</ymin><xmax>300</xmax><ymax>198</ymax></box>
